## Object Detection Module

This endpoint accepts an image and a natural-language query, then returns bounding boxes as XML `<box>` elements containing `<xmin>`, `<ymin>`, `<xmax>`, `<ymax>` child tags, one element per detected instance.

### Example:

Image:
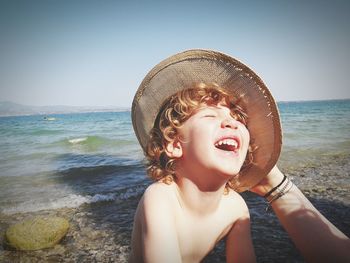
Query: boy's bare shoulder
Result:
<box><xmin>143</xmin><ymin>181</ymin><xmax>176</xmax><ymax>200</ymax></box>
<box><xmin>138</xmin><ymin>182</ymin><xmax>177</xmax><ymax>214</ymax></box>
<box><xmin>132</xmin><ymin>182</ymin><xmax>179</xmax><ymax>238</ymax></box>
<box><xmin>222</xmin><ymin>189</ymin><xmax>250</xmax><ymax>217</ymax></box>
<box><xmin>225</xmin><ymin>189</ymin><xmax>248</xmax><ymax>205</ymax></box>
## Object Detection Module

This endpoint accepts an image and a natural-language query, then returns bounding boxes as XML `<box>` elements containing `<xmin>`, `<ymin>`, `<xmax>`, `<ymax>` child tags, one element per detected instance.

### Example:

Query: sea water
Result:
<box><xmin>0</xmin><ymin>111</ymin><xmax>147</xmax><ymax>215</ymax></box>
<box><xmin>0</xmin><ymin>100</ymin><xmax>349</xmax><ymax>215</ymax></box>
<box><xmin>0</xmin><ymin>100</ymin><xmax>349</xmax><ymax>262</ymax></box>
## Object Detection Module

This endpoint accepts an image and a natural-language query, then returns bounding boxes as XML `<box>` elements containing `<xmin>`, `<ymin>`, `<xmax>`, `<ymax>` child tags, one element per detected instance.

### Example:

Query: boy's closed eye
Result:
<box><xmin>198</xmin><ymin>108</ymin><xmax>218</xmax><ymax>118</ymax></box>
<box><xmin>203</xmin><ymin>114</ymin><xmax>217</xmax><ymax>118</ymax></box>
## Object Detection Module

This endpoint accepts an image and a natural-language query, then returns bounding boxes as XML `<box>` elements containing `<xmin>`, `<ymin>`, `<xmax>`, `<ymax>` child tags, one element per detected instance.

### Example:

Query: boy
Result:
<box><xmin>130</xmin><ymin>49</ymin><xmax>282</xmax><ymax>262</ymax></box>
<box><xmin>130</xmin><ymin>49</ymin><xmax>350</xmax><ymax>263</ymax></box>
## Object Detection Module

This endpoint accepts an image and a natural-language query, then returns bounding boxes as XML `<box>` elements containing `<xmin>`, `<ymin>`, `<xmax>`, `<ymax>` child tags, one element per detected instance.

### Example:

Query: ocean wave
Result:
<box><xmin>69</xmin><ymin>137</ymin><xmax>88</xmax><ymax>144</ymax></box>
<box><xmin>1</xmin><ymin>186</ymin><xmax>146</xmax><ymax>215</ymax></box>
<box><xmin>62</xmin><ymin>135</ymin><xmax>136</xmax><ymax>151</ymax></box>
<box><xmin>57</xmin><ymin>162</ymin><xmax>145</xmax><ymax>178</ymax></box>
<box><xmin>1</xmin><ymin>194</ymin><xmax>107</xmax><ymax>215</ymax></box>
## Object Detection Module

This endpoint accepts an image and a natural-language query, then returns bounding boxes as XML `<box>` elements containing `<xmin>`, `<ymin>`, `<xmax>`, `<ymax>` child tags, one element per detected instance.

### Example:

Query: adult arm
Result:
<box><xmin>251</xmin><ymin>166</ymin><xmax>350</xmax><ymax>263</ymax></box>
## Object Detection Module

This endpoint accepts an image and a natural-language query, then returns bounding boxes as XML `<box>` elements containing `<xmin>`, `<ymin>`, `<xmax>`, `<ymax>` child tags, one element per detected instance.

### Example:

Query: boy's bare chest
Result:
<box><xmin>175</xmin><ymin>212</ymin><xmax>233</xmax><ymax>262</ymax></box>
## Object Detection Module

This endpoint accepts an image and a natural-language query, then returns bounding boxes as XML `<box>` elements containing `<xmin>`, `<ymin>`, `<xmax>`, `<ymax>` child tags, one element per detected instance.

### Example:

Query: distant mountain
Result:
<box><xmin>0</xmin><ymin>101</ymin><xmax>129</xmax><ymax>117</ymax></box>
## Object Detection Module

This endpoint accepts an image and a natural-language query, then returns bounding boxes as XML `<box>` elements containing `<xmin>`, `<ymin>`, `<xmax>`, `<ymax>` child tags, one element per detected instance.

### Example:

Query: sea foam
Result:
<box><xmin>1</xmin><ymin>186</ymin><xmax>145</xmax><ymax>215</ymax></box>
<box><xmin>1</xmin><ymin>193</ymin><xmax>114</xmax><ymax>214</ymax></box>
<box><xmin>68</xmin><ymin>137</ymin><xmax>88</xmax><ymax>144</ymax></box>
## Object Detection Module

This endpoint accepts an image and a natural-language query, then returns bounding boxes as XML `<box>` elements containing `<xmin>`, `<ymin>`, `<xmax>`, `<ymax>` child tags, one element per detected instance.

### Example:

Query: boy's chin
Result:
<box><xmin>219</xmin><ymin>162</ymin><xmax>243</xmax><ymax>175</ymax></box>
<box><xmin>217</xmin><ymin>167</ymin><xmax>241</xmax><ymax>179</ymax></box>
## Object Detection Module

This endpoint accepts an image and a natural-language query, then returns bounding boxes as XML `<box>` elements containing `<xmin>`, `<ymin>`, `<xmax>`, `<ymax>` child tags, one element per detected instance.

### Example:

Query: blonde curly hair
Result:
<box><xmin>145</xmin><ymin>83</ymin><xmax>255</xmax><ymax>191</ymax></box>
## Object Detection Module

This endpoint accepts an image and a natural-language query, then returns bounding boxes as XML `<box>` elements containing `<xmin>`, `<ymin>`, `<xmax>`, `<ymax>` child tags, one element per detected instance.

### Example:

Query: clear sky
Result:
<box><xmin>0</xmin><ymin>0</ymin><xmax>349</xmax><ymax>107</ymax></box>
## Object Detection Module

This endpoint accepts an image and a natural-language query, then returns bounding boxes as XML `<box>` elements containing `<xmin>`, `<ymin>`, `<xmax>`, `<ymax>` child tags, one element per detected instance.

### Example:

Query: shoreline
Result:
<box><xmin>1</xmin><ymin>155</ymin><xmax>349</xmax><ymax>263</ymax></box>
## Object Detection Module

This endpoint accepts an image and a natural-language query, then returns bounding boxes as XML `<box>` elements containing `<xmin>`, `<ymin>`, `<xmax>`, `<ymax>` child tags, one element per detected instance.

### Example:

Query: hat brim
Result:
<box><xmin>132</xmin><ymin>49</ymin><xmax>282</xmax><ymax>192</ymax></box>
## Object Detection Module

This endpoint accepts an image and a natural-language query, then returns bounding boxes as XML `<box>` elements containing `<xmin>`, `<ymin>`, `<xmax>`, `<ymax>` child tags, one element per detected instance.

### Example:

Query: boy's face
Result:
<box><xmin>176</xmin><ymin>103</ymin><xmax>250</xmax><ymax>179</ymax></box>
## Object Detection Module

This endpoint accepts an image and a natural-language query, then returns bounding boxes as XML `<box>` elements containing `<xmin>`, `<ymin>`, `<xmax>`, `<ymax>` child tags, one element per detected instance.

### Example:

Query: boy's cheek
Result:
<box><xmin>242</xmin><ymin>127</ymin><xmax>250</xmax><ymax>145</ymax></box>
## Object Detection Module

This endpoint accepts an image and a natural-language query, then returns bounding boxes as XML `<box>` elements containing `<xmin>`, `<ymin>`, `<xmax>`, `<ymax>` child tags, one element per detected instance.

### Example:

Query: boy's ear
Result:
<box><xmin>165</xmin><ymin>139</ymin><xmax>183</xmax><ymax>158</ymax></box>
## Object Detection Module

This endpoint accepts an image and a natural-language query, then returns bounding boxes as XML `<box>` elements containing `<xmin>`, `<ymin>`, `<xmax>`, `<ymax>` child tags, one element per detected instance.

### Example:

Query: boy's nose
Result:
<box><xmin>221</xmin><ymin>118</ymin><xmax>238</xmax><ymax>129</ymax></box>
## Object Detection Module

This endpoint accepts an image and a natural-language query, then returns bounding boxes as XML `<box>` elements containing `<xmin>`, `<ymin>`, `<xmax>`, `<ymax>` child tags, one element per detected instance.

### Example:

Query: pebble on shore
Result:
<box><xmin>5</xmin><ymin>216</ymin><xmax>69</xmax><ymax>251</ymax></box>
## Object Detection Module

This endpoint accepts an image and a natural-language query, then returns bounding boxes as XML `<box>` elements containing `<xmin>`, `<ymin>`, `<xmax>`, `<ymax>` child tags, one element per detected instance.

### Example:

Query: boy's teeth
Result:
<box><xmin>215</xmin><ymin>139</ymin><xmax>238</xmax><ymax>147</ymax></box>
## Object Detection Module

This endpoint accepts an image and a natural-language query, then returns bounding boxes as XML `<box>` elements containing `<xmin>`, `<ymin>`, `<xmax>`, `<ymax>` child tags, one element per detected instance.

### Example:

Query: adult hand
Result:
<box><xmin>250</xmin><ymin>165</ymin><xmax>284</xmax><ymax>196</ymax></box>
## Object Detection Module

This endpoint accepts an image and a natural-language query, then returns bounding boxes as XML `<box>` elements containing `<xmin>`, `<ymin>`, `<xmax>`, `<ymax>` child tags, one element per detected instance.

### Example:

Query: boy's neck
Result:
<box><xmin>174</xmin><ymin>175</ymin><xmax>227</xmax><ymax>216</ymax></box>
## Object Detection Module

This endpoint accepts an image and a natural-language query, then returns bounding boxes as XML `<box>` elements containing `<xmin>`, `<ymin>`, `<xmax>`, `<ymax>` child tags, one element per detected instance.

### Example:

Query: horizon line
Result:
<box><xmin>1</xmin><ymin>97</ymin><xmax>350</xmax><ymax>108</ymax></box>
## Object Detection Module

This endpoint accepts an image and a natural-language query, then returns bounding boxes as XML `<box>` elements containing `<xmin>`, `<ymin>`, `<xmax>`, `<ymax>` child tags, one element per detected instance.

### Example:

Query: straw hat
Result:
<box><xmin>132</xmin><ymin>49</ymin><xmax>282</xmax><ymax>192</ymax></box>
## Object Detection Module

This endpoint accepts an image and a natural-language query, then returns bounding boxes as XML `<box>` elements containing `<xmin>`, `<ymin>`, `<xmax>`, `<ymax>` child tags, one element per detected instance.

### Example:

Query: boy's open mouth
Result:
<box><xmin>214</xmin><ymin>138</ymin><xmax>240</xmax><ymax>152</ymax></box>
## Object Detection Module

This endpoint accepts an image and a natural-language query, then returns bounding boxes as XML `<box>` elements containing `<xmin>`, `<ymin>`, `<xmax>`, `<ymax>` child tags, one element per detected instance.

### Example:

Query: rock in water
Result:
<box><xmin>5</xmin><ymin>216</ymin><xmax>69</xmax><ymax>250</ymax></box>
